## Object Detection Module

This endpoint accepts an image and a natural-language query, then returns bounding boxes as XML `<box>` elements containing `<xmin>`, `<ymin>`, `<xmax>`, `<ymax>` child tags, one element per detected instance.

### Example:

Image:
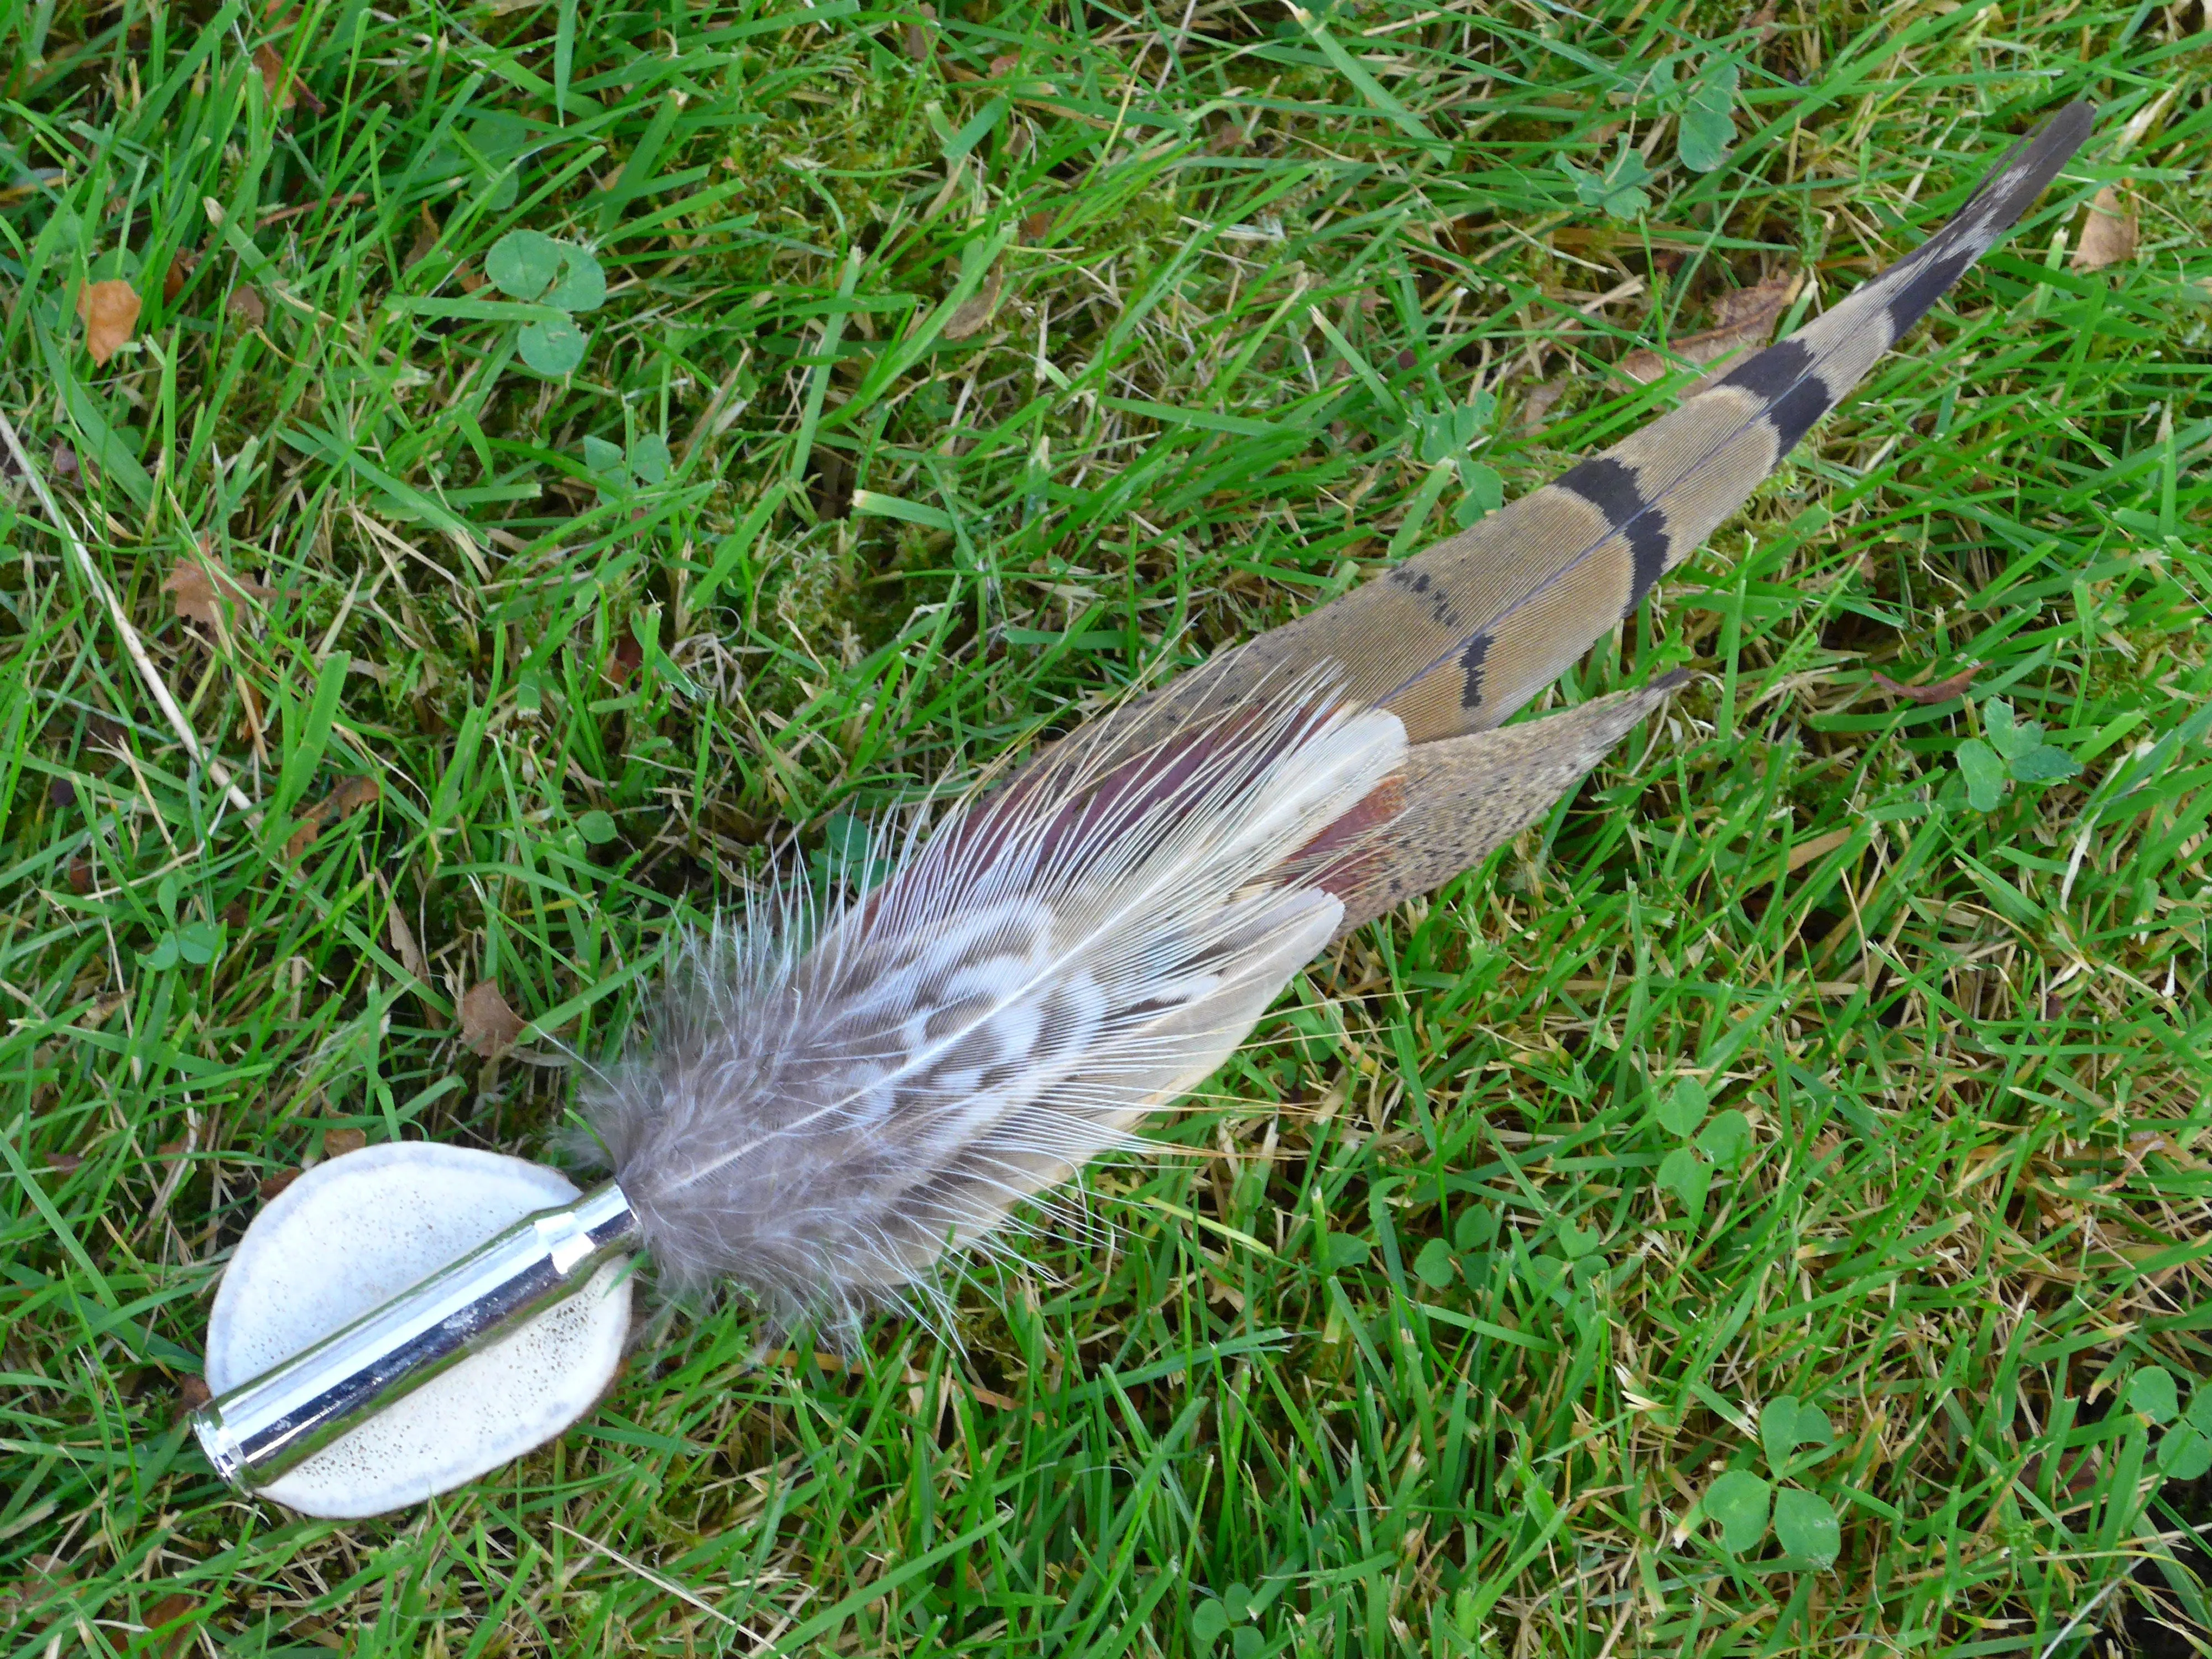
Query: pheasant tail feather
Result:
<box><xmin>589</xmin><ymin>106</ymin><xmax>2094</xmax><ymax>1317</ymax></box>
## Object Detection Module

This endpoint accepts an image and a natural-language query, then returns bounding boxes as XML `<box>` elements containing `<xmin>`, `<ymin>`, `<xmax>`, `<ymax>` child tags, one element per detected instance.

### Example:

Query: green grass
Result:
<box><xmin>3</xmin><ymin>1</ymin><xmax>2210</xmax><ymax>1653</ymax></box>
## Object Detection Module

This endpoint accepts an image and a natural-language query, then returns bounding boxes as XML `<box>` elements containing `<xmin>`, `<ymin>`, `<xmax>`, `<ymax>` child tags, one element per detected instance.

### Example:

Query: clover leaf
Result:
<box><xmin>581</xmin><ymin>432</ymin><xmax>674</xmax><ymax>496</ymax></box>
<box><xmin>1705</xmin><ymin>1469</ymin><xmax>1770</xmax><ymax>1552</ymax></box>
<box><xmin>2129</xmin><ymin>1364</ymin><xmax>2181</xmax><ymax>1425</ymax></box>
<box><xmin>1657</xmin><ymin>1145</ymin><xmax>1711</xmax><ymax>1209</ymax></box>
<box><xmin>1454</xmin><ymin>1208</ymin><xmax>1499</xmax><ymax>1251</ymax></box>
<box><xmin>1696</xmin><ymin>1109</ymin><xmax>1754</xmax><ymax>1168</ymax></box>
<box><xmin>1655</xmin><ymin>1077</ymin><xmax>1709</xmax><ymax>1138</ymax></box>
<box><xmin>518</xmin><ymin>315</ymin><xmax>586</xmax><ymax>375</ymax></box>
<box><xmin>1959</xmin><ymin>698</ymin><xmax>2081</xmax><ymax>811</ymax></box>
<box><xmin>1702</xmin><ymin>1402</ymin><xmax>1845</xmax><ymax>1567</ymax></box>
<box><xmin>1414</xmin><ymin>1237</ymin><xmax>1457</xmax><ymax>1288</ymax></box>
<box><xmin>487</xmin><ymin>230</ymin><xmax>605</xmax><ymax>378</ymax></box>
<box><xmin>1760</xmin><ymin>1395</ymin><xmax>1834</xmax><ymax>1468</ymax></box>
<box><xmin>1676</xmin><ymin>56</ymin><xmax>1739</xmax><ymax>172</ymax></box>
<box><xmin>1772</xmin><ymin>1487</ymin><xmax>1841</xmax><ymax>1567</ymax></box>
<box><xmin>1558</xmin><ymin>142</ymin><xmax>1654</xmax><ymax>221</ymax></box>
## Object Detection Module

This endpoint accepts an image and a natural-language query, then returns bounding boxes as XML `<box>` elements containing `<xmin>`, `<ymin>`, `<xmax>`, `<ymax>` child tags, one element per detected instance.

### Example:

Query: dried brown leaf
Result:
<box><xmin>943</xmin><ymin>265</ymin><xmax>1005</xmax><ymax>340</ymax></box>
<box><xmin>1870</xmin><ymin>664</ymin><xmax>1978</xmax><ymax>705</ymax></box>
<box><xmin>173</xmin><ymin>1376</ymin><xmax>212</xmax><ymax>1426</ymax></box>
<box><xmin>258</xmin><ymin>1167</ymin><xmax>300</xmax><ymax>1201</ymax></box>
<box><xmin>606</xmin><ymin>623</ymin><xmax>646</xmax><ymax>687</ymax></box>
<box><xmin>1711</xmin><ymin>270</ymin><xmax>1801</xmax><ymax>331</ymax></box>
<box><xmin>404</xmin><ymin>206</ymin><xmax>441</xmax><ymax>270</ymax></box>
<box><xmin>77</xmin><ymin>279</ymin><xmax>142</xmax><ymax>365</ymax></box>
<box><xmin>322</xmin><ymin>1126</ymin><xmax>367</xmax><ymax>1159</ymax></box>
<box><xmin>4</xmin><ymin>1554</ymin><xmax>72</xmax><ymax>1624</ymax></box>
<box><xmin>387</xmin><ymin>899</ymin><xmax>426</xmax><ymax>979</ymax></box>
<box><xmin>163</xmin><ymin>251</ymin><xmax>197</xmax><ymax>304</ymax></box>
<box><xmin>164</xmin><ymin>555</ymin><xmax>274</xmax><ymax>629</ymax></box>
<box><xmin>2073</xmin><ymin>185</ymin><xmax>2137</xmax><ymax>272</ymax></box>
<box><xmin>1618</xmin><ymin>269</ymin><xmax>1800</xmax><ymax>388</ymax></box>
<box><xmin>145</xmin><ymin>1591</ymin><xmax>201</xmax><ymax>1659</ymax></box>
<box><xmin>284</xmin><ymin>775</ymin><xmax>382</xmax><ymax>859</ymax></box>
<box><xmin>901</xmin><ymin>4</ymin><xmax>936</xmax><ymax>62</ymax></box>
<box><xmin>254</xmin><ymin>43</ymin><xmax>297</xmax><ymax>109</ymax></box>
<box><xmin>1518</xmin><ymin>377</ymin><xmax>1570</xmax><ymax>433</ymax></box>
<box><xmin>460</xmin><ymin>979</ymin><xmax>525</xmax><ymax>1058</ymax></box>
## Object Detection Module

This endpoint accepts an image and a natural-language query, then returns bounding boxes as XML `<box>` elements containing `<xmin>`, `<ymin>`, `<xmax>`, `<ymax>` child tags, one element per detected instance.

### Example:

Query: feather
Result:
<box><xmin>585</xmin><ymin>677</ymin><xmax>1405</xmax><ymax>1321</ymax></box>
<box><xmin>587</xmin><ymin>106</ymin><xmax>2093</xmax><ymax>1319</ymax></box>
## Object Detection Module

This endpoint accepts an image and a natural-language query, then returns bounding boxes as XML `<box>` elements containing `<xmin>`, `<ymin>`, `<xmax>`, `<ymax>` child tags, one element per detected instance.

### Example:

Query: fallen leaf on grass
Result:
<box><xmin>387</xmin><ymin>899</ymin><xmax>427</xmax><ymax>979</ymax></box>
<box><xmin>227</xmin><ymin>285</ymin><xmax>267</xmax><ymax>327</ymax></box>
<box><xmin>164</xmin><ymin>554</ymin><xmax>274</xmax><ymax>629</ymax></box>
<box><xmin>404</xmin><ymin>206</ymin><xmax>441</xmax><ymax>269</ymax></box>
<box><xmin>0</xmin><ymin>1556</ymin><xmax>72</xmax><ymax>1625</ymax></box>
<box><xmin>257</xmin><ymin>1167</ymin><xmax>300</xmax><ymax>1201</ymax></box>
<box><xmin>901</xmin><ymin>4</ymin><xmax>936</xmax><ymax>61</ymax></box>
<box><xmin>460</xmin><ymin>979</ymin><xmax>525</xmax><ymax>1058</ymax></box>
<box><xmin>163</xmin><ymin>251</ymin><xmax>197</xmax><ymax>304</ymax></box>
<box><xmin>322</xmin><ymin>1126</ymin><xmax>367</xmax><ymax>1159</ymax></box>
<box><xmin>2073</xmin><ymin>185</ymin><xmax>2137</xmax><ymax>272</ymax></box>
<box><xmin>1618</xmin><ymin>269</ymin><xmax>1800</xmax><ymax>388</ymax></box>
<box><xmin>284</xmin><ymin>774</ymin><xmax>382</xmax><ymax>859</ymax></box>
<box><xmin>942</xmin><ymin>264</ymin><xmax>1005</xmax><ymax>340</ymax></box>
<box><xmin>1517</xmin><ymin>377</ymin><xmax>1570</xmax><ymax>432</ymax></box>
<box><xmin>254</xmin><ymin>43</ymin><xmax>298</xmax><ymax>109</ymax></box>
<box><xmin>606</xmin><ymin>623</ymin><xmax>646</xmax><ymax>686</ymax></box>
<box><xmin>172</xmin><ymin>1376</ymin><xmax>211</xmax><ymax>1426</ymax></box>
<box><xmin>77</xmin><ymin>279</ymin><xmax>142</xmax><ymax>364</ymax></box>
<box><xmin>144</xmin><ymin>1591</ymin><xmax>201</xmax><ymax>1659</ymax></box>
<box><xmin>1870</xmin><ymin>664</ymin><xmax>1978</xmax><ymax>704</ymax></box>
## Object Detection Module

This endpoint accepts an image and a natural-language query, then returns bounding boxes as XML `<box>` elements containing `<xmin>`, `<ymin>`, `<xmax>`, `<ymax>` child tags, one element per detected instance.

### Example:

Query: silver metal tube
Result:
<box><xmin>193</xmin><ymin>1180</ymin><xmax>641</xmax><ymax>1490</ymax></box>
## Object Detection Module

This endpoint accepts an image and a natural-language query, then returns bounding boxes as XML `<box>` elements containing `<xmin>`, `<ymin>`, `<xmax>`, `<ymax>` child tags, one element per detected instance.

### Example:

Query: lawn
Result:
<box><xmin>3</xmin><ymin>1</ymin><xmax>2210</xmax><ymax>1654</ymax></box>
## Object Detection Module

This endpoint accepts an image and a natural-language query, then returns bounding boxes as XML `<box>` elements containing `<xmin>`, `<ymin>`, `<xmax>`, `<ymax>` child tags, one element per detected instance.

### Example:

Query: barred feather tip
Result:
<box><xmin>581</xmin><ymin>675</ymin><xmax>1407</xmax><ymax>1327</ymax></box>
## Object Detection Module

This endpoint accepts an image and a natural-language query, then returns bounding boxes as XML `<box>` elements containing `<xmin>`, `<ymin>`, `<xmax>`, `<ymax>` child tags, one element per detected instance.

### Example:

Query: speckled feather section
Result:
<box><xmin>584</xmin><ymin>682</ymin><xmax>1405</xmax><ymax>1322</ymax></box>
<box><xmin>583</xmin><ymin>107</ymin><xmax>2091</xmax><ymax>1322</ymax></box>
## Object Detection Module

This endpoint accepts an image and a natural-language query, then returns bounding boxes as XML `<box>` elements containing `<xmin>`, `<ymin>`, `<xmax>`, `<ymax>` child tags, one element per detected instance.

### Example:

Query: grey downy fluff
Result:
<box><xmin>582</xmin><ymin>105</ymin><xmax>2095</xmax><ymax>1328</ymax></box>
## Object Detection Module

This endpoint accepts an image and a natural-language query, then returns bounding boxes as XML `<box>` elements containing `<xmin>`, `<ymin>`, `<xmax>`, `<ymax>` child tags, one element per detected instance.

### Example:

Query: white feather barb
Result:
<box><xmin>582</xmin><ymin>675</ymin><xmax>1408</xmax><ymax>1324</ymax></box>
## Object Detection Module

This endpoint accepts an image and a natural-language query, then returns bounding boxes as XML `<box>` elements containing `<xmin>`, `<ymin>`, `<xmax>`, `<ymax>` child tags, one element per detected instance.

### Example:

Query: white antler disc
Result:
<box><xmin>204</xmin><ymin>1143</ymin><xmax>632</xmax><ymax>1518</ymax></box>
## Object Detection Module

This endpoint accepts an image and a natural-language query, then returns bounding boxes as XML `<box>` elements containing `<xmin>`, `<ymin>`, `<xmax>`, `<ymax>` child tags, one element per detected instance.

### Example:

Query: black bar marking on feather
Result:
<box><xmin>1883</xmin><ymin>241</ymin><xmax>1983</xmax><ymax>336</ymax></box>
<box><xmin>1457</xmin><ymin>630</ymin><xmax>1490</xmax><ymax>710</ymax></box>
<box><xmin>1557</xmin><ymin>457</ymin><xmax>1671</xmax><ymax>612</ymax></box>
<box><xmin>1766</xmin><ymin>374</ymin><xmax>1835</xmax><ymax>454</ymax></box>
<box><xmin>1717</xmin><ymin>338</ymin><xmax>1815</xmax><ymax>403</ymax></box>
